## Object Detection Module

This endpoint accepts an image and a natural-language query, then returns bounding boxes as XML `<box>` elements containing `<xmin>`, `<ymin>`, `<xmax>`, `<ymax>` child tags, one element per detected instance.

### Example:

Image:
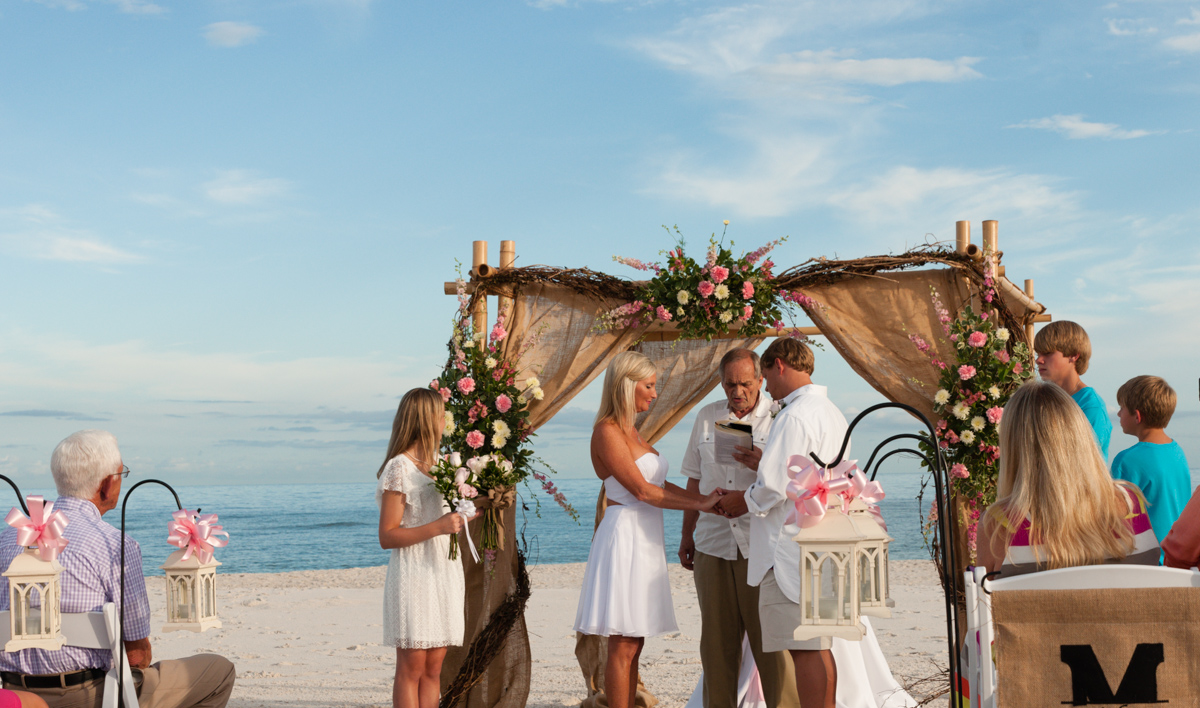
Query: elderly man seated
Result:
<box><xmin>0</xmin><ymin>430</ymin><xmax>235</xmax><ymax>708</ymax></box>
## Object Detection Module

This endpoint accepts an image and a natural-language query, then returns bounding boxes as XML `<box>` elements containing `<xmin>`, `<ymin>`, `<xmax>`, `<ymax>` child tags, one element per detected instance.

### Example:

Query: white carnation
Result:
<box><xmin>934</xmin><ymin>389</ymin><xmax>950</xmax><ymax>405</ymax></box>
<box><xmin>492</xmin><ymin>420</ymin><xmax>511</xmax><ymax>437</ymax></box>
<box><xmin>970</xmin><ymin>416</ymin><xmax>986</xmax><ymax>432</ymax></box>
<box><xmin>952</xmin><ymin>402</ymin><xmax>970</xmax><ymax>421</ymax></box>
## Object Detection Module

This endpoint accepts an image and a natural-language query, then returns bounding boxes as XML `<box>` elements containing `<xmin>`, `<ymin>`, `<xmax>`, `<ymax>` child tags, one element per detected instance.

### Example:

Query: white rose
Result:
<box><xmin>934</xmin><ymin>389</ymin><xmax>950</xmax><ymax>405</ymax></box>
<box><xmin>970</xmin><ymin>416</ymin><xmax>986</xmax><ymax>432</ymax></box>
<box><xmin>996</xmin><ymin>328</ymin><xmax>1010</xmax><ymax>342</ymax></box>
<box><xmin>677</xmin><ymin>290</ymin><xmax>690</xmax><ymax>305</ymax></box>
<box><xmin>960</xmin><ymin>429</ymin><xmax>976</xmax><ymax>444</ymax></box>
<box><xmin>448</xmin><ymin>451</ymin><xmax>462</xmax><ymax>467</ymax></box>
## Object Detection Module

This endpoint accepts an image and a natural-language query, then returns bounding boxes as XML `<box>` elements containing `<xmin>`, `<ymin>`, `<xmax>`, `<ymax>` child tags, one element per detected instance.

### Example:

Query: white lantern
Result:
<box><xmin>792</xmin><ymin>497</ymin><xmax>892</xmax><ymax>641</ymax></box>
<box><xmin>3</xmin><ymin>548</ymin><xmax>64</xmax><ymax>651</ymax></box>
<box><xmin>160</xmin><ymin>549</ymin><xmax>221</xmax><ymax>632</ymax></box>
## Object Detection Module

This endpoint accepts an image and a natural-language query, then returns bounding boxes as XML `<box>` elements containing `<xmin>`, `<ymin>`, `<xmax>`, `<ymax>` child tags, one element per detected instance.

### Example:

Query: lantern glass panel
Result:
<box><xmin>858</xmin><ymin>552</ymin><xmax>874</xmax><ymax>603</ymax></box>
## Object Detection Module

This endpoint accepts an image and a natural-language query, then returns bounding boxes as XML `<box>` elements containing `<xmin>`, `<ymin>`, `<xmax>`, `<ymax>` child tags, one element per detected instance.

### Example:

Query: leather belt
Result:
<box><xmin>1</xmin><ymin>668</ymin><xmax>105</xmax><ymax>689</ymax></box>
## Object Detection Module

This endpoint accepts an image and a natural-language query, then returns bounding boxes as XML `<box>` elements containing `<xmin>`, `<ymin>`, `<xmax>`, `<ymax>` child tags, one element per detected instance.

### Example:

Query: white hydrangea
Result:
<box><xmin>934</xmin><ymin>389</ymin><xmax>950</xmax><ymax>405</ymax></box>
<box><xmin>971</xmin><ymin>416</ymin><xmax>986</xmax><ymax>432</ymax></box>
<box><xmin>960</xmin><ymin>429</ymin><xmax>976</xmax><ymax>444</ymax></box>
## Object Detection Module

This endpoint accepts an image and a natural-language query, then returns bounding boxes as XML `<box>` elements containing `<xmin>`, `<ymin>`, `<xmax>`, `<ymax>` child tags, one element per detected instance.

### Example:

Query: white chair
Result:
<box><xmin>963</xmin><ymin>564</ymin><xmax>1200</xmax><ymax>708</ymax></box>
<box><xmin>0</xmin><ymin>603</ymin><xmax>139</xmax><ymax>708</ymax></box>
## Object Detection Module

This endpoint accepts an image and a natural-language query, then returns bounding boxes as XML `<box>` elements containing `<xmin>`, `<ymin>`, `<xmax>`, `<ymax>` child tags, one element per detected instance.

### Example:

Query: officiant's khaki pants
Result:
<box><xmin>694</xmin><ymin>551</ymin><xmax>800</xmax><ymax>708</ymax></box>
<box><xmin>15</xmin><ymin>653</ymin><xmax>235</xmax><ymax>708</ymax></box>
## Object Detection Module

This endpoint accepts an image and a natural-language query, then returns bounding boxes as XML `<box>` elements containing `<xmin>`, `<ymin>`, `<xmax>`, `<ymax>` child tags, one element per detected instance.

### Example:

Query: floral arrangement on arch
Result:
<box><xmin>598</xmin><ymin>224</ymin><xmax>819</xmax><ymax>342</ymax></box>
<box><xmin>429</xmin><ymin>280</ymin><xmax>578</xmax><ymax>560</ymax></box>
<box><xmin>913</xmin><ymin>268</ymin><xmax>1034</xmax><ymax>560</ymax></box>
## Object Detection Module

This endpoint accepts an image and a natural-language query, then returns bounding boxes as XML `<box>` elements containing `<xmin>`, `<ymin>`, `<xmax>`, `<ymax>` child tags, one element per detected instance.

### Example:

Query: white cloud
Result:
<box><xmin>1177</xmin><ymin>9</ymin><xmax>1200</xmax><ymax>26</ymax></box>
<box><xmin>1163</xmin><ymin>32</ymin><xmax>1200</xmax><ymax>52</ymax></box>
<box><xmin>203</xmin><ymin>170</ymin><xmax>291</xmax><ymax>205</ymax></box>
<box><xmin>203</xmin><ymin>21</ymin><xmax>264</xmax><ymax>48</ymax></box>
<box><xmin>29</xmin><ymin>0</ymin><xmax>163</xmax><ymax>12</ymax></box>
<box><xmin>756</xmin><ymin>50</ymin><xmax>982</xmax><ymax>86</ymax></box>
<box><xmin>0</xmin><ymin>205</ymin><xmax>145</xmax><ymax>264</ymax></box>
<box><xmin>1105</xmin><ymin>18</ymin><xmax>1157</xmax><ymax>36</ymax></box>
<box><xmin>1007</xmin><ymin>114</ymin><xmax>1158</xmax><ymax>140</ymax></box>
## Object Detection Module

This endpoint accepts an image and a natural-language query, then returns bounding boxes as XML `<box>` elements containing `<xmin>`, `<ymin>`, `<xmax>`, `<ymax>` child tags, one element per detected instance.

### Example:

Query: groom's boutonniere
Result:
<box><xmin>769</xmin><ymin>399</ymin><xmax>786</xmax><ymax>419</ymax></box>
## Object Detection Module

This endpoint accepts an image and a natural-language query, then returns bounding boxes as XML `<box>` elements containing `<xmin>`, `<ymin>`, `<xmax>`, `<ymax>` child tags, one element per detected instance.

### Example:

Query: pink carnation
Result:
<box><xmin>440</xmin><ymin>387</ymin><xmax>452</xmax><ymax>402</ymax></box>
<box><xmin>491</xmin><ymin>323</ymin><xmax>507</xmax><ymax>342</ymax></box>
<box><xmin>496</xmin><ymin>394</ymin><xmax>513</xmax><ymax>413</ymax></box>
<box><xmin>698</xmin><ymin>281</ymin><xmax>715</xmax><ymax>298</ymax></box>
<box><xmin>742</xmin><ymin>304</ymin><xmax>753</xmax><ymax>319</ymax></box>
<box><xmin>986</xmin><ymin>406</ymin><xmax>1003</xmax><ymax>424</ymax></box>
<box><xmin>968</xmin><ymin>331</ymin><xmax>987</xmax><ymax>348</ymax></box>
<box><xmin>1013</xmin><ymin>361</ymin><xmax>1024</xmax><ymax>374</ymax></box>
<box><xmin>430</xmin><ymin>379</ymin><xmax>440</xmax><ymax>390</ymax></box>
<box><xmin>466</xmin><ymin>430</ymin><xmax>485</xmax><ymax>449</ymax></box>
<box><xmin>711</xmin><ymin>266</ymin><xmax>729</xmax><ymax>283</ymax></box>
<box><xmin>457</xmin><ymin>377</ymin><xmax>476</xmax><ymax>395</ymax></box>
<box><xmin>994</xmin><ymin>349</ymin><xmax>1011</xmax><ymax>364</ymax></box>
<box><xmin>958</xmin><ymin>365</ymin><xmax>977</xmax><ymax>381</ymax></box>
<box><xmin>951</xmin><ymin>463</ymin><xmax>969</xmax><ymax>479</ymax></box>
<box><xmin>656</xmin><ymin>305</ymin><xmax>672</xmax><ymax>322</ymax></box>
<box><xmin>742</xmin><ymin>281</ymin><xmax>755</xmax><ymax>299</ymax></box>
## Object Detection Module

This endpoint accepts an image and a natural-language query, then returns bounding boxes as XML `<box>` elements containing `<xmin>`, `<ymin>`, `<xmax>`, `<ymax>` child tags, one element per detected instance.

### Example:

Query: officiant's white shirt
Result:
<box><xmin>744</xmin><ymin>383</ymin><xmax>849</xmax><ymax>603</ymax></box>
<box><xmin>680</xmin><ymin>393</ymin><xmax>773</xmax><ymax>561</ymax></box>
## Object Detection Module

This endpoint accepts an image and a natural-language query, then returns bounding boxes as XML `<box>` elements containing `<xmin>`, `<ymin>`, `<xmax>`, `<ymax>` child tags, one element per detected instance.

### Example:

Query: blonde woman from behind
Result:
<box><xmin>574</xmin><ymin>351</ymin><xmax>723</xmax><ymax>708</ymax></box>
<box><xmin>377</xmin><ymin>388</ymin><xmax>475</xmax><ymax>708</ymax></box>
<box><xmin>977</xmin><ymin>381</ymin><xmax>1160</xmax><ymax>577</ymax></box>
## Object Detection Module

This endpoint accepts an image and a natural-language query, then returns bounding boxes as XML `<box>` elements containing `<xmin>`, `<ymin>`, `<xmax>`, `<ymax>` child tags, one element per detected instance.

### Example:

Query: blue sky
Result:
<box><xmin>1</xmin><ymin>0</ymin><xmax>1197</xmax><ymax>490</ymax></box>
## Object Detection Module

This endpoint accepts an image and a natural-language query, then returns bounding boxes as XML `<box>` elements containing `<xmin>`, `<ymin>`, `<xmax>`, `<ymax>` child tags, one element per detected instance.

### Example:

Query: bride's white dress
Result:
<box><xmin>574</xmin><ymin>452</ymin><xmax>679</xmax><ymax>637</ymax></box>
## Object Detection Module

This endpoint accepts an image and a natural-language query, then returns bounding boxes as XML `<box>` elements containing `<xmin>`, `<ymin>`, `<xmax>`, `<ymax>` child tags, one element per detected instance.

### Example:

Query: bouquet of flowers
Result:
<box><xmin>913</xmin><ymin>272</ymin><xmax>1034</xmax><ymax>558</ymax></box>
<box><xmin>429</xmin><ymin>451</ymin><xmax>480</xmax><ymax>560</ymax></box>
<box><xmin>598</xmin><ymin>224</ymin><xmax>817</xmax><ymax>341</ymax></box>
<box><xmin>430</xmin><ymin>279</ymin><xmax>578</xmax><ymax>560</ymax></box>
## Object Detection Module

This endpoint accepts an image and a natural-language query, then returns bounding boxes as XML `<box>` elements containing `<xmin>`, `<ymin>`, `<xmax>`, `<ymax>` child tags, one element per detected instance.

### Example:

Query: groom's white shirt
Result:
<box><xmin>744</xmin><ymin>383</ymin><xmax>849</xmax><ymax>604</ymax></box>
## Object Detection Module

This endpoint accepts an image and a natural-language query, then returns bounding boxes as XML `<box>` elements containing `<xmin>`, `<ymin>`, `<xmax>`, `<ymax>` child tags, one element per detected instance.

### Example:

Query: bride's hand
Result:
<box><xmin>698</xmin><ymin>490</ymin><xmax>723</xmax><ymax>513</ymax></box>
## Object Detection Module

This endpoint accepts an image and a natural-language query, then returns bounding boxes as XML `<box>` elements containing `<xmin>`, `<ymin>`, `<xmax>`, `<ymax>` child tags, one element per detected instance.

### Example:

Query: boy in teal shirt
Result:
<box><xmin>1034</xmin><ymin>320</ymin><xmax>1111</xmax><ymax>459</ymax></box>
<box><xmin>1110</xmin><ymin>375</ymin><xmax>1191</xmax><ymax>545</ymax></box>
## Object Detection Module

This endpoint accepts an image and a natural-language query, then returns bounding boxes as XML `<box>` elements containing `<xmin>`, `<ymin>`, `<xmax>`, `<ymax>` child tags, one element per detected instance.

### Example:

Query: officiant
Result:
<box><xmin>678</xmin><ymin>349</ymin><xmax>800</xmax><ymax>708</ymax></box>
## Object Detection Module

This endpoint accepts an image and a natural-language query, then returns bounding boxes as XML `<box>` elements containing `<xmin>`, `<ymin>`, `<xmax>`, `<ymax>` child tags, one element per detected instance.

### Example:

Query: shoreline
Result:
<box><xmin>148</xmin><ymin>560</ymin><xmax>948</xmax><ymax>707</ymax></box>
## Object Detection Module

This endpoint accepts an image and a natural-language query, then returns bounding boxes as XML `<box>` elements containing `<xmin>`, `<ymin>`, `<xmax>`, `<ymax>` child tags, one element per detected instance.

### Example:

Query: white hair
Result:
<box><xmin>51</xmin><ymin>430</ymin><xmax>122</xmax><ymax>499</ymax></box>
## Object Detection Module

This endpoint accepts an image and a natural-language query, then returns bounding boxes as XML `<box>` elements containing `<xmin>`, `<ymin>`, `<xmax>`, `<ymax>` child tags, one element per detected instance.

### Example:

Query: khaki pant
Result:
<box><xmin>694</xmin><ymin>551</ymin><xmax>800</xmax><ymax>708</ymax></box>
<box><xmin>758</xmin><ymin>569</ymin><xmax>832</xmax><ymax>653</ymax></box>
<box><xmin>12</xmin><ymin>654</ymin><xmax>235</xmax><ymax>708</ymax></box>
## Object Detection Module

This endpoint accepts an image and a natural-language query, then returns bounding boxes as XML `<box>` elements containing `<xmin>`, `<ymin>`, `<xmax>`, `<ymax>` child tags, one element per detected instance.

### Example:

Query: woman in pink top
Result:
<box><xmin>978</xmin><ymin>381</ymin><xmax>1160</xmax><ymax>576</ymax></box>
<box><xmin>1162</xmin><ymin>489</ymin><xmax>1200</xmax><ymax>569</ymax></box>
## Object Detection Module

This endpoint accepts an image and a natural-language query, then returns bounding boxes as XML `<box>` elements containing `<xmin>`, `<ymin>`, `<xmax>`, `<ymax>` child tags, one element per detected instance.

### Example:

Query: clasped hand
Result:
<box><xmin>698</xmin><ymin>488</ymin><xmax>747</xmax><ymax>518</ymax></box>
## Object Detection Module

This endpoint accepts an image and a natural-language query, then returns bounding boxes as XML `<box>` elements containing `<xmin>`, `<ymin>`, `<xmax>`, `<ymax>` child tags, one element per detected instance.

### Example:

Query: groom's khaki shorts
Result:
<box><xmin>758</xmin><ymin>568</ymin><xmax>833</xmax><ymax>653</ymax></box>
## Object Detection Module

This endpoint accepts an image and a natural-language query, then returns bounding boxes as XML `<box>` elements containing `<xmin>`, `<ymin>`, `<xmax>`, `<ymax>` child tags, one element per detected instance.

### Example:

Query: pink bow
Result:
<box><xmin>5</xmin><ymin>496</ymin><xmax>69</xmax><ymax>562</ymax></box>
<box><xmin>167</xmin><ymin>510</ymin><xmax>229</xmax><ymax>564</ymax></box>
<box><xmin>784</xmin><ymin>455</ymin><xmax>853</xmax><ymax>528</ymax></box>
<box><xmin>845</xmin><ymin>466</ymin><xmax>889</xmax><ymax>531</ymax></box>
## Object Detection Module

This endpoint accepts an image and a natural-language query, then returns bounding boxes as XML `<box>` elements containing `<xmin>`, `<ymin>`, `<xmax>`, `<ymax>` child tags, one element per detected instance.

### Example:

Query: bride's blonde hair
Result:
<box><xmin>595</xmin><ymin>351</ymin><xmax>657</xmax><ymax>431</ymax></box>
<box><xmin>985</xmin><ymin>381</ymin><xmax>1133</xmax><ymax>569</ymax></box>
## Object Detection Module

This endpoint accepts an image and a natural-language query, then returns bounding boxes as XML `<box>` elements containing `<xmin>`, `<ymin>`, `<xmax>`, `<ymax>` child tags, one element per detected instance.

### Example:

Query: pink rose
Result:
<box><xmin>457</xmin><ymin>377</ymin><xmax>476</xmax><ymax>395</ymax></box>
<box><xmin>958</xmin><ymin>365</ymin><xmax>976</xmax><ymax>381</ymax></box>
<box><xmin>458</xmin><ymin>483</ymin><xmax>478</xmax><ymax>499</ymax></box>
<box><xmin>986</xmin><ymin>406</ymin><xmax>1003</xmax><ymax>424</ymax></box>
<box><xmin>698</xmin><ymin>281</ymin><xmax>715</xmax><ymax>298</ymax></box>
<box><xmin>742</xmin><ymin>281</ymin><xmax>754</xmax><ymax>299</ymax></box>
<box><xmin>430</xmin><ymin>379</ymin><xmax>440</xmax><ymax>390</ymax></box>
<box><xmin>950</xmin><ymin>463</ymin><xmax>969</xmax><ymax>479</ymax></box>
<box><xmin>968</xmin><ymin>331</ymin><xmax>987</xmax><ymax>348</ymax></box>
<box><xmin>440</xmin><ymin>387</ymin><xmax>452</xmax><ymax>402</ymax></box>
<box><xmin>496</xmin><ymin>394</ymin><xmax>513</xmax><ymax>413</ymax></box>
<box><xmin>742</xmin><ymin>305</ymin><xmax>753</xmax><ymax>319</ymax></box>
<box><xmin>656</xmin><ymin>305</ymin><xmax>672</xmax><ymax>321</ymax></box>
<box><xmin>466</xmin><ymin>430</ymin><xmax>485</xmax><ymax>449</ymax></box>
<box><xmin>711</xmin><ymin>265</ymin><xmax>729</xmax><ymax>283</ymax></box>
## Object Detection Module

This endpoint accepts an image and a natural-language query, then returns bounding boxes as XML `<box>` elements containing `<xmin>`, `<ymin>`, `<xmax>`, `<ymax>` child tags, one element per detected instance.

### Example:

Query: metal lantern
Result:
<box><xmin>160</xmin><ymin>549</ymin><xmax>221</xmax><ymax>632</ymax></box>
<box><xmin>792</xmin><ymin>497</ymin><xmax>892</xmax><ymax>641</ymax></box>
<box><xmin>3</xmin><ymin>549</ymin><xmax>64</xmax><ymax>651</ymax></box>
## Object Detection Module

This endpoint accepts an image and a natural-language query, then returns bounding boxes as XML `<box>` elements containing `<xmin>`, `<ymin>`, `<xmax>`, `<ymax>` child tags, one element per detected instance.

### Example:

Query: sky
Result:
<box><xmin>0</xmin><ymin>0</ymin><xmax>1198</xmax><ymax>492</ymax></box>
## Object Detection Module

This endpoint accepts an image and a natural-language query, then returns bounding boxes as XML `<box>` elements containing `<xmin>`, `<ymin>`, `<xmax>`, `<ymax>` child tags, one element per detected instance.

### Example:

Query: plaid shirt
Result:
<box><xmin>0</xmin><ymin>496</ymin><xmax>151</xmax><ymax>674</ymax></box>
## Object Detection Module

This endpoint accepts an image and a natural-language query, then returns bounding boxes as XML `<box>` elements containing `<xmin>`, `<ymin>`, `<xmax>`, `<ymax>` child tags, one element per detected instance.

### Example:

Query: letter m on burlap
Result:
<box><xmin>1059</xmin><ymin>643</ymin><xmax>1166</xmax><ymax>705</ymax></box>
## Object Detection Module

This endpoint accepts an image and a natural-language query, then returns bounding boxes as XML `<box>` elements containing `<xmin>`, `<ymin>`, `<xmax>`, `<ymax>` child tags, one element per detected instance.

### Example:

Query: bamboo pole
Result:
<box><xmin>982</xmin><ymin>221</ymin><xmax>998</xmax><ymax>258</ymax></box>
<box><xmin>1024</xmin><ymin>279</ymin><xmax>1036</xmax><ymax>343</ymax></box>
<box><xmin>472</xmin><ymin>241</ymin><xmax>488</xmax><ymax>336</ymax></box>
<box><xmin>955</xmin><ymin>221</ymin><xmax>970</xmax><ymax>255</ymax></box>
<box><xmin>498</xmin><ymin>240</ymin><xmax>516</xmax><ymax>321</ymax></box>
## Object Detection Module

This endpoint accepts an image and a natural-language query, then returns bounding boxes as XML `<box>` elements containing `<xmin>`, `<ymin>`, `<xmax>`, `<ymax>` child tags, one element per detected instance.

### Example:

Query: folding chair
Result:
<box><xmin>963</xmin><ymin>564</ymin><xmax>1200</xmax><ymax>708</ymax></box>
<box><xmin>0</xmin><ymin>602</ymin><xmax>139</xmax><ymax>708</ymax></box>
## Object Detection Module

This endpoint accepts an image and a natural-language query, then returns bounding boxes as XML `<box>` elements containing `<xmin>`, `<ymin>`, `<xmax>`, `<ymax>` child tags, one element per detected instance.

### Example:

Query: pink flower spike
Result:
<box><xmin>958</xmin><ymin>365</ymin><xmax>977</xmax><ymax>381</ymax></box>
<box><xmin>466</xmin><ymin>430</ymin><xmax>485</xmax><ymax>449</ymax></box>
<box><xmin>968</xmin><ymin>331</ymin><xmax>987</xmax><ymax>348</ymax></box>
<box><xmin>457</xmin><ymin>377</ymin><xmax>476</xmax><ymax>395</ymax></box>
<box><xmin>711</xmin><ymin>265</ymin><xmax>729</xmax><ymax>283</ymax></box>
<box><xmin>496</xmin><ymin>394</ymin><xmax>513</xmax><ymax>413</ymax></box>
<box><xmin>742</xmin><ymin>281</ymin><xmax>755</xmax><ymax>299</ymax></box>
<box><xmin>698</xmin><ymin>281</ymin><xmax>715</xmax><ymax>298</ymax></box>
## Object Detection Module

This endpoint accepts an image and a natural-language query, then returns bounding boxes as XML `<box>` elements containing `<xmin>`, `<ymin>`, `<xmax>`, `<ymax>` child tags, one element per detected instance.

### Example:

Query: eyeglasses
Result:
<box><xmin>112</xmin><ymin>465</ymin><xmax>130</xmax><ymax>480</ymax></box>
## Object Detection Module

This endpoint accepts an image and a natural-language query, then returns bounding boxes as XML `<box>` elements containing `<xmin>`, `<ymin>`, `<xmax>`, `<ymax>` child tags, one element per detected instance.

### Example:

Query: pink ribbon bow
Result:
<box><xmin>5</xmin><ymin>496</ymin><xmax>69</xmax><ymax>562</ymax></box>
<box><xmin>784</xmin><ymin>455</ymin><xmax>854</xmax><ymax>528</ymax></box>
<box><xmin>167</xmin><ymin>510</ymin><xmax>229</xmax><ymax>564</ymax></box>
<box><xmin>845</xmin><ymin>465</ymin><xmax>889</xmax><ymax>531</ymax></box>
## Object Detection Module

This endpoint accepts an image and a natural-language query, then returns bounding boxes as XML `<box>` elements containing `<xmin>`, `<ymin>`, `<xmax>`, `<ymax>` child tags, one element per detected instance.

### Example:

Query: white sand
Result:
<box><xmin>143</xmin><ymin>561</ymin><xmax>947</xmax><ymax>708</ymax></box>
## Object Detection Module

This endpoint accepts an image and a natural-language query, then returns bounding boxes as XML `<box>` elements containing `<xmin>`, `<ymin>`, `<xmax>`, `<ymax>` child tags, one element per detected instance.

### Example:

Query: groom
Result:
<box><xmin>715</xmin><ymin>337</ymin><xmax>848</xmax><ymax>708</ymax></box>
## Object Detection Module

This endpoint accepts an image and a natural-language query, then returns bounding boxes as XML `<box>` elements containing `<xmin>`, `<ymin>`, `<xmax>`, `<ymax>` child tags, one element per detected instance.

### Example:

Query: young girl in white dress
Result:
<box><xmin>377</xmin><ymin>388</ymin><xmax>472</xmax><ymax>708</ymax></box>
<box><xmin>574</xmin><ymin>351</ymin><xmax>722</xmax><ymax>708</ymax></box>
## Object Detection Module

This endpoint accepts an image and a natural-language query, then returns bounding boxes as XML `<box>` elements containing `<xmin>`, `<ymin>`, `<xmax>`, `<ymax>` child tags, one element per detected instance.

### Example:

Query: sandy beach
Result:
<box><xmin>143</xmin><ymin>559</ymin><xmax>948</xmax><ymax>708</ymax></box>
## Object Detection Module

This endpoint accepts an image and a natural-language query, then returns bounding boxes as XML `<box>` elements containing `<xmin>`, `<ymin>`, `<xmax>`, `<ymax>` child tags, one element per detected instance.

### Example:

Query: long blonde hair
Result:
<box><xmin>378</xmin><ymin>388</ymin><xmax>445</xmax><ymax>478</ymax></box>
<box><xmin>985</xmin><ymin>380</ymin><xmax>1133</xmax><ymax>569</ymax></box>
<box><xmin>595</xmin><ymin>351</ymin><xmax>657</xmax><ymax>431</ymax></box>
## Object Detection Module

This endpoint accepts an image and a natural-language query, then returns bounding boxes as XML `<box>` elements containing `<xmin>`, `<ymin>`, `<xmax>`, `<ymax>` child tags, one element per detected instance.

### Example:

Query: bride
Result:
<box><xmin>574</xmin><ymin>351</ymin><xmax>722</xmax><ymax>708</ymax></box>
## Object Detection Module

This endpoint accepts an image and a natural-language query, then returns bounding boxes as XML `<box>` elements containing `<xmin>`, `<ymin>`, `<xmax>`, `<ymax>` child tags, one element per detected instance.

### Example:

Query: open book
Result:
<box><xmin>714</xmin><ymin>421</ymin><xmax>753</xmax><ymax>466</ymax></box>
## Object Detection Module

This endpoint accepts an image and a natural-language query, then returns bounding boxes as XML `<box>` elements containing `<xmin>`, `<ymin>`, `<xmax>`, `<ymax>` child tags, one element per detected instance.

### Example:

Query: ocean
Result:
<box><xmin>16</xmin><ymin>473</ymin><xmax>936</xmax><ymax>577</ymax></box>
